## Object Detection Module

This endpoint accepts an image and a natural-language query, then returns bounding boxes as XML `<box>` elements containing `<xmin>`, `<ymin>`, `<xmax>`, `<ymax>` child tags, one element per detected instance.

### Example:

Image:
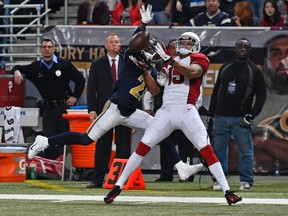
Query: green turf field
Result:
<box><xmin>0</xmin><ymin>175</ymin><xmax>287</xmax><ymax>216</ymax></box>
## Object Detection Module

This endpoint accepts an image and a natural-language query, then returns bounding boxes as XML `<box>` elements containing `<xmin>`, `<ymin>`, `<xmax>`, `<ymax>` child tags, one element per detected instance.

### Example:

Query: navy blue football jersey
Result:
<box><xmin>110</xmin><ymin>28</ymin><xmax>157</xmax><ymax>116</ymax></box>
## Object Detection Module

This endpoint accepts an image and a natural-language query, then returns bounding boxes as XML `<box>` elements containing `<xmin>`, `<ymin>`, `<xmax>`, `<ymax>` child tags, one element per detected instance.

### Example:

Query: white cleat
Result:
<box><xmin>178</xmin><ymin>163</ymin><xmax>204</xmax><ymax>181</ymax></box>
<box><xmin>28</xmin><ymin>135</ymin><xmax>49</xmax><ymax>159</ymax></box>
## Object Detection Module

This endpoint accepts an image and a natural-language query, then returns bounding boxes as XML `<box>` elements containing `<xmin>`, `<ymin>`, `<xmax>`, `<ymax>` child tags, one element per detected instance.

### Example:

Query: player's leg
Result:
<box><xmin>115</xmin><ymin>109</ymin><xmax>173</xmax><ymax>188</ymax></box>
<box><xmin>28</xmin><ymin>101</ymin><xmax>121</xmax><ymax>159</ymax></box>
<box><xmin>122</xmin><ymin>106</ymin><xmax>203</xmax><ymax>182</ymax></box>
<box><xmin>104</xmin><ymin>111</ymin><xmax>172</xmax><ymax>204</ymax></box>
<box><xmin>181</xmin><ymin>105</ymin><xmax>241</xmax><ymax>205</ymax></box>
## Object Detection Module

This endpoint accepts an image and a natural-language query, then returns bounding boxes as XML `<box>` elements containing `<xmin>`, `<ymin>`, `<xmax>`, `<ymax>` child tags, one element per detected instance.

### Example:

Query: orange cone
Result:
<box><xmin>104</xmin><ymin>158</ymin><xmax>145</xmax><ymax>190</ymax></box>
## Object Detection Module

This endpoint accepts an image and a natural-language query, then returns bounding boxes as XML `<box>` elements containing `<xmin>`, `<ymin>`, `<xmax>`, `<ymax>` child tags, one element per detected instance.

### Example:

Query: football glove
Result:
<box><xmin>129</xmin><ymin>55</ymin><xmax>150</xmax><ymax>71</ymax></box>
<box><xmin>239</xmin><ymin>114</ymin><xmax>253</xmax><ymax>128</ymax></box>
<box><xmin>140</xmin><ymin>4</ymin><xmax>154</xmax><ymax>24</ymax></box>
<box><xmin>141</xmin><ymin>50</ymin><xmax>156</xmax><ymax>62</ymax></box>
<box><xmin>155</xmin><ymin>43</ymin><xmax>174</xmax><ymax>64</ymax></box>
<box><xmin>156</xmin><ymin>71</ymin><xmax>167</xmax><ymax>86</ymax></box>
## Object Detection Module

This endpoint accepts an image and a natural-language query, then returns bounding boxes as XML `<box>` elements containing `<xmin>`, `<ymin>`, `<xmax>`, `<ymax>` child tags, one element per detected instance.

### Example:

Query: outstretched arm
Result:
<box><xmin>138</xmin><ymin>4</ymin><xmax>153</xmax><ymax>31</ymax></box>
<box><xmin>143</xmin><ymin>69</ymin><xmax>161</xmax><ymax>96</ymax></box>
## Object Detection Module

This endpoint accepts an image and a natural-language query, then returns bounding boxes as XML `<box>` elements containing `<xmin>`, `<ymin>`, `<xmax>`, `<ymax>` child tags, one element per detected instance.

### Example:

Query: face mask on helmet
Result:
<box><xmin>176</xmin><ymin>32</ymin><xmax>201</xmax><ymax>55</ymax></box>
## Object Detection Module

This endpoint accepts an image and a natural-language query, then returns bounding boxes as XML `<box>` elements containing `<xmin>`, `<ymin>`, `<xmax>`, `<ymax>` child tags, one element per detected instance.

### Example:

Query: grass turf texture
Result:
<box><xmin>0</xmin><ymin>175</ymin><xmax>287</xmax><ymax>216</ymax></box>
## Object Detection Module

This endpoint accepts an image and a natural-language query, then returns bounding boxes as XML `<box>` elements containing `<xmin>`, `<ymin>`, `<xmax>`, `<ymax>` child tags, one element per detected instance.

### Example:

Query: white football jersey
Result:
<box><xmin>161</xmin><ymin>53</ymin><xmax>209</xmax><ymax>106</ymax></box>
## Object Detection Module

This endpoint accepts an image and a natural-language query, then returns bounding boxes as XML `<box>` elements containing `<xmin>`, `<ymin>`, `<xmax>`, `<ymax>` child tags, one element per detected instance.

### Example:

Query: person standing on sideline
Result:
<box><xmin>27</xmin><ymin>5</ymin><xmax>203</xmax><ymax>183</ymax></box>
<box><xmin>86</xmin><ymin>33</ymin><xmax>132</xmax><ymax>188</ymax></box>
<box><xmin>13</xmin><ymin>39</ymin><xmax>85</xmax><ymax>159</ymax></box>
<box><xmin>208</xmin><ymin>38</ymin><xmax>266</xmax><ymax>191</ymax></box>
<box><xmin>104</xmin><ymin>32</ymin><xmax>242</xmax><ymax>205</ymax></box>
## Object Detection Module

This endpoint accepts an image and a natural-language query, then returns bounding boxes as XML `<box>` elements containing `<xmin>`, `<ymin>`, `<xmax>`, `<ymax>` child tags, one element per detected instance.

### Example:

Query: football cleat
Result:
<box><xmin>104</xmin><ymin>185</ymin><xmax>122</xmax><ymax>204</ymax></box>
<box><xmin>28</xmin><ymin>135</ymin><xmax>49</xmax><ymax>159</ymax></box>
<box><xmin>225</xmin><ymin>190</ymin><xmax>242</xmax><ymax>205</ymax></box>
<box><xmin>178</xmin><ymin>163</ymin><xmax>204</xmax><ymax>181</ymax></box>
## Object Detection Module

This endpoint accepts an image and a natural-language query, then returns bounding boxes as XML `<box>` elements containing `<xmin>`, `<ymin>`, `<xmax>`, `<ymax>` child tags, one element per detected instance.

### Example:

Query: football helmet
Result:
<box><xmin>176</xmin><ymin>32</ymin><xmax>201</xmax><ymax>55</ymax></box>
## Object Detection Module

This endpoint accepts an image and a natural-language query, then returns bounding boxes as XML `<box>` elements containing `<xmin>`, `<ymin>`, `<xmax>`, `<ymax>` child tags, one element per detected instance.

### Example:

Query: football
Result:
<box><xmin>129</xmin><ymin>31</ymin><xmax>150</xmax><ymax>53</ymax></box>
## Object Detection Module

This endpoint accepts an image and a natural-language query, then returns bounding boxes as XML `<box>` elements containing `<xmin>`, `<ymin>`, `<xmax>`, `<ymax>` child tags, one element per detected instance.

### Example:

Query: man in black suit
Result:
<box><xmin>86</xmin><ymin>33</ymin><xmax>131</xmax><ymax>188</ymax></box>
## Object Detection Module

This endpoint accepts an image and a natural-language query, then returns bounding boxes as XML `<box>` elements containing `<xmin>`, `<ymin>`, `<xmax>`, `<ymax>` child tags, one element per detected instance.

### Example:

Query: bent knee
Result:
<box><xmin>81</xmin><ymin>133</ymin><xmax>94</xmax><ymax>146</ymax></box>
<box><xmin>195</xmin><ymin>137</ymin><xmax>210</xmax><ymax>150</ymax></box>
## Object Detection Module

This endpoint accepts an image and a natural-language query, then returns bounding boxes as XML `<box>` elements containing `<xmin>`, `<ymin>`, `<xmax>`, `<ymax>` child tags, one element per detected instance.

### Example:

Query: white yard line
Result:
<box><xmin>0</xmin><ymin>194</ymin><xmax>287</xmax><ymax>205</ymax></box>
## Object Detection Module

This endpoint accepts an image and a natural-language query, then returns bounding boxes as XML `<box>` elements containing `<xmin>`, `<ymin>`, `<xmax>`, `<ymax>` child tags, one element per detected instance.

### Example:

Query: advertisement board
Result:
<box><xmin>43</xmin><ymin>26</ymin><xmax>288</xmax><ymax>174</ymax></box>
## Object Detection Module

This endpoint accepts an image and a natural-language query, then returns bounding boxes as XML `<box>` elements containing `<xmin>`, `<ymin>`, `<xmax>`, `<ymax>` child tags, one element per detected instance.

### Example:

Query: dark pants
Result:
<box><xmin>42</xmin><ymin>104</ymin><xmax>69</xmax><ymax>159</ymax></box>
<box><xmin>92</xmin><ymin>125</ymin><xmax>131</xmax><ymax>186</ymax></box>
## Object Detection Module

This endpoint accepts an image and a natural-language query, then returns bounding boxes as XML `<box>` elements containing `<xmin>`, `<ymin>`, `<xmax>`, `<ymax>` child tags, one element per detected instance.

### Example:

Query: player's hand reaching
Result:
<box><xmin>140</xmin><ymin>4</ymin><xmax>154</xmax><ymax>24</ymax></box>
<box><xmin>129</xmin><ymin>55</ymin><xmax>150</xmax><ymax>71</ymax></box>
<box><xmin>155</xmin><ymin>43</ymin><xmax>174</xmax><ymax>64</ymax></box>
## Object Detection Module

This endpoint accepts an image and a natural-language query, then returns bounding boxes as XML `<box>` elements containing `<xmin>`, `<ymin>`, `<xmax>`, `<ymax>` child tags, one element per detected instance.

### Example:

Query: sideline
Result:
<box><xmin>0</xmin><ymin>194</ymin><xmax>287</xmax><ymax>205</ymax></box>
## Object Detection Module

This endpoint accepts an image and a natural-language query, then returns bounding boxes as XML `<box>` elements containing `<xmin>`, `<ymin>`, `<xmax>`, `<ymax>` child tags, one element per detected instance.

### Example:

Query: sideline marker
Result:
<box><xmin>104</xmin><ymin>158</ymin><xmax>145</xmax><ymax>190</ymax></box>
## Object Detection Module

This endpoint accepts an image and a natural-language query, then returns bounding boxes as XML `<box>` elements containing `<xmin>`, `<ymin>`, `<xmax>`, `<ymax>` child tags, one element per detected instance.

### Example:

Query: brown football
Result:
<box><xmin>129</xmin><ymin>30</ymin><xmax>150</xmax><ymax>52</ymax></box>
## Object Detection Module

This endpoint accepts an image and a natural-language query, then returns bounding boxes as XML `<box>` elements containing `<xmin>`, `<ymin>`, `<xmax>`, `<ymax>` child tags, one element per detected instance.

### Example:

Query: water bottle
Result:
<box><xmin>274</xmin><ymin>160</ymin><xmax>280</xmax><ymax>176</ymax></box>
<box><xmin>30</xmin><ymin>160</ymin><xmax>37</xmax><ymax>180</ymax></box>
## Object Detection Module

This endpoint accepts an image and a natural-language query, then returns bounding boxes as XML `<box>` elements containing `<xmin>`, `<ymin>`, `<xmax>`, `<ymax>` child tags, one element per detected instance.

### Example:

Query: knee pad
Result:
<box><xmin>81</xmin><ymin>133</ymin><xmax>94</xmax><ymax>146</ymax></box>
<box><xmin>135</xmin><ymin>142</ymin><xmax>151</xmax><ymax>156</ymax></box>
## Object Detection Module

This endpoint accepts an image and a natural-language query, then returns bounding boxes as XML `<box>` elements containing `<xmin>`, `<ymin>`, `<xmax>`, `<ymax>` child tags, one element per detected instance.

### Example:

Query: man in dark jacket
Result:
<box><xmin>13</xmin><ymin>38</ymin><xmax>85</xmax><ymax>159</ymax></box>
<box><xmin>86</xmin><ymin>33</ymin><xmax>131</xmax><ymax>188</ymax></box>
<box><xmin>208</xmin><ymin>38</ymin><xmax>266</xmax><ymax>191</ymax></box>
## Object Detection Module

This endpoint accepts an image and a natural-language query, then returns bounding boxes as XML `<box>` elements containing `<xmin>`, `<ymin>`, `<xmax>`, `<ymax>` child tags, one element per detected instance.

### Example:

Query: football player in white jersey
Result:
<box><xmin>104</xmin><ymin>32</ymin><xmax>242</xmax><ymax>205</ymax></box>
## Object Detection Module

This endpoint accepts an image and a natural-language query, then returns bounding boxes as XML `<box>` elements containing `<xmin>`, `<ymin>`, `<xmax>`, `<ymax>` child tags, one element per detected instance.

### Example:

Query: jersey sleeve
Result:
<box><xmin>190</xmin><ymin>53</ymin><xmax>210</xmax><ymax>74</ymax></box>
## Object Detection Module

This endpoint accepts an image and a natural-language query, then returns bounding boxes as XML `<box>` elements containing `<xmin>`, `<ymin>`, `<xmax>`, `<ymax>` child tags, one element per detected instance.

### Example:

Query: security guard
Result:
<box><xmin>13</xmin><ymin>38</ymin><xmax>85</xmax><ymax>159</ymax></box>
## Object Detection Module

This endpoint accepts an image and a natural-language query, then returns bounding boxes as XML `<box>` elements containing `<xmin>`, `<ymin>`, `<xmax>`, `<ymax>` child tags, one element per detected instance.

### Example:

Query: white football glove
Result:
<box><xmin>141</xmin><ymin>50</ymin><xmax>156</xmax><ymax>61</ymax></box>
<box><xmin>155</xmin><ymin>43</ymin><xmax>172</xmax><ymax>62</ymax></box>
<box><xmin>156</xmin><ymin>71</ymin><xmax>167</xmax><ymax>86</ymax></box>
<box><xmin>140</xmin><ymin>4</ymin><xmax>154</xmax><ymax>24</ymax></box>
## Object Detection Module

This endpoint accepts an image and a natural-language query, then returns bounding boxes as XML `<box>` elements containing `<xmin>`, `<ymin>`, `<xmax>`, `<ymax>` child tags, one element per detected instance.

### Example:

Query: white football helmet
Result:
<box><xmin>176</xmin><ymin>32</ymin><xmax>201</xmax><ymax>55</ymax></box>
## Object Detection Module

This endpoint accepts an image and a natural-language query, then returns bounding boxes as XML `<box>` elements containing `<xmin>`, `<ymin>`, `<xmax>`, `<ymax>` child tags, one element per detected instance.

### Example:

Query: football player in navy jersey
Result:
<box><xmin>28</xmin><ymin>4</ymin><xmax>203</xmax><ymax>183</ymax></box>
